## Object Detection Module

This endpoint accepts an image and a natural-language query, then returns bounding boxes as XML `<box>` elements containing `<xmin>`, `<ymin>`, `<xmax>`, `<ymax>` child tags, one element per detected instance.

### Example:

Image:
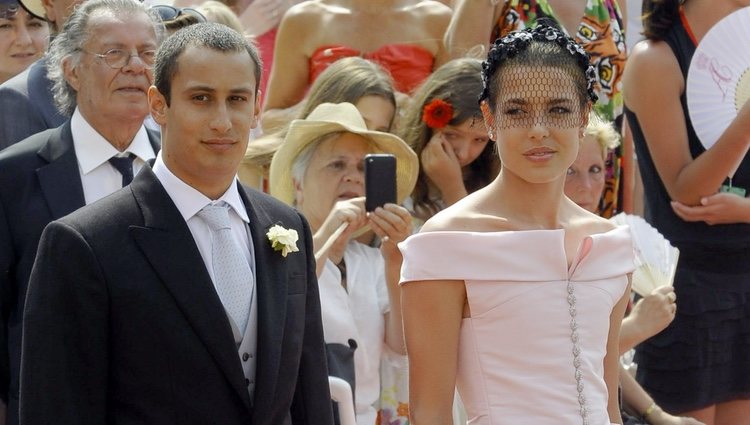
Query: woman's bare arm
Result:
<box><xmin>402</xmin><ymin>278</ymin><xmax>465</xmax><ymax>424</ymax></box>
<box><xmin>605</xmin><ymin>276</ymin><xmax>632</xmax><ymax>424</ymax></box>
<box><xmin>444</xmin><ymin>0</ymin><xmax>500</xmax><ymax>59</ymax></box>
<box><xmin>623</xmin><ymin>41</ymin><xmax>750</xmax><ymax>205</ymax></box>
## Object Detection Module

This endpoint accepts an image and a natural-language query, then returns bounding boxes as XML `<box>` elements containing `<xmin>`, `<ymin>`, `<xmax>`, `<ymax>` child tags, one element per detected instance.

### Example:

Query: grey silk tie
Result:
<box><xmin>196</xmin><ymin>202</ymin><xmax>253</xmax><ymax>335</ymax></box>
<box><xmin>108</xmin><ymin>153</ymin><xmax>136</xmax><ymax>187</ymax></box>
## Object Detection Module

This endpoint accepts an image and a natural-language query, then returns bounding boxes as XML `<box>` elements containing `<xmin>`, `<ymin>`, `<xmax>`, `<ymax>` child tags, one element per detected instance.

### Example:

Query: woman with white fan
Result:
<box><xmin>623</xmin><ymin>0</ymin><xmax>750</xmax><ymax>424</ymax></box>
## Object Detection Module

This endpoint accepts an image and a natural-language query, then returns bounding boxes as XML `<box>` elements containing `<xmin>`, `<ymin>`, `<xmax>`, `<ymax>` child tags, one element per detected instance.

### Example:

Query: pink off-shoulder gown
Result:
<box><xmin>399</xmin><ymin>226</ymin><xmax>635</xmax><ymax>425</ymax></box>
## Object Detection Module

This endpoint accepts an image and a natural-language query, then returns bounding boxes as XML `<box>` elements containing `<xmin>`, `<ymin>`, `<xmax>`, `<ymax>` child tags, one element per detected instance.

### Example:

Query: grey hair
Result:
<box><xmin>290</xmin><ymin>132</ymin><xmax>347</xmax><ymax>194</ymax></box>
<box><xmin>46</xmin><ymin>0</ymin><xmax>164</xmax><ymax>116</ymax></box>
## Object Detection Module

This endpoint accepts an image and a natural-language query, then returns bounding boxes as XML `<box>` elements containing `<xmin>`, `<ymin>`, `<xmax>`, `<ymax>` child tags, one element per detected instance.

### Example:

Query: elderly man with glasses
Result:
<box><xmin>0</xmin><ymin>1</ymin><xmax>161</xmax><ymax>423</ymax></box>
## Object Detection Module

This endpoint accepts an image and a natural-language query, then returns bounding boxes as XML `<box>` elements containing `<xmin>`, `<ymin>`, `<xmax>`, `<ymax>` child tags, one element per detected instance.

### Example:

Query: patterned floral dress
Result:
<box><xmin>493</xmin><ymin>0</ymin><xmax>627</xmax><ymax>217</ymax></box>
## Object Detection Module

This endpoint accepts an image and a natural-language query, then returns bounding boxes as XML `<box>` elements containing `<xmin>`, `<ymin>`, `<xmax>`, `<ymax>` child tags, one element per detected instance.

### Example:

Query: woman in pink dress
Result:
<box><xmin>398</xmin><ymin>24</ymin><xmax>635</xmax><ymax>424</ymax></box>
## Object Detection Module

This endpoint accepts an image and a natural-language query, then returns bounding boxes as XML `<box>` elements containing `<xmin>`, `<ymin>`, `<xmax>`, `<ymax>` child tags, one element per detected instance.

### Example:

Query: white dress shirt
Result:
<box><xmin>152</xmin><ymin>153</ymin><xmax>254</xmax><ymax>290</ymax></box>
<box><xmin>71</xmin><ymin>108</ymin><xmax>155</xmax><ymax>205</ymax></box>
<box><xmin>153</xmin><ymin>153</ymin><xmax>258</xmax><ymax>399</ymax></box>
<box><xmin>152</xmin><ymin>153</ymin><xmax>256</xmax><ymax>338</ymax></box>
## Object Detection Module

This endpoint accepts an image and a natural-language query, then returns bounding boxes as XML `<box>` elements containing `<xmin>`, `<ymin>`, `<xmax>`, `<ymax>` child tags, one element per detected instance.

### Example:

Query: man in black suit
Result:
<box><xmin>20</xmin><ymin>21</ymin><xmax>333</xmax><ymax>425</ymax></box>
<box><xmin>0</xmin><ymin>0</ymin><xmax>161</xmax><ymax>422</ymax></box>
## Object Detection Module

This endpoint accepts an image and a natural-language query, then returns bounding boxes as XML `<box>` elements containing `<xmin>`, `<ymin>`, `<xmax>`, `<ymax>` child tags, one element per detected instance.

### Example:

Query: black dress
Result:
<box><xmin>625</xmin><ymin>18</ymin><xmax>750</xmax><ymax>413</ymax></box>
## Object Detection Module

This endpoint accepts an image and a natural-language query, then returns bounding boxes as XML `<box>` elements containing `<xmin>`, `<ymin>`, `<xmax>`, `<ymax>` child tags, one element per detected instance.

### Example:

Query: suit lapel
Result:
<box><xmin>35</xmin><ymin>122</ymin><xmax>85</xmax><ymax>219</ymax></box>
<box><xmin>128</xmin><ymin>169</ymin><xmax>252</xmax><ymax>410</ymax></box>
<box><xmin>239</xmin><ymin>187</ymin><xmax>287</xmax><ymax>410</ymax></box>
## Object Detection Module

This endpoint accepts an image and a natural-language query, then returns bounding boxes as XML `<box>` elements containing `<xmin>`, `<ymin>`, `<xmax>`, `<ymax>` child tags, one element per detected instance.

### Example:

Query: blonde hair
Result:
<box><xmin>243</xmin><ymin>57</ymin><xmax>395</xmax><ymax>169</ymax></box>
<box><xmin>584</xmin><ymin>112</ymin><xmax>620</xmax><ymax>159</ymax></box>
<box><xmin>196</xmin><ymin>0</ymin><xmax>243</xmax><ymax>33</ymax></box>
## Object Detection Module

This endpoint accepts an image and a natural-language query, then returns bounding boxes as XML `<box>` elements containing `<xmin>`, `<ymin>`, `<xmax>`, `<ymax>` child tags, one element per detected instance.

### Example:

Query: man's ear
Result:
<box><xmin>480</xmin><ymin>100</ymin><xmax>496</xmax><ymax>140</ymax></box>
<box><xmin>148</xmin><ymin>86</ymin><xmax>168</xmax><ymax>126</ymax></box>
<box><xmin>62</xmin><ymin>56</ymin><xmax>80</xmax><ymax>93</ymax></box>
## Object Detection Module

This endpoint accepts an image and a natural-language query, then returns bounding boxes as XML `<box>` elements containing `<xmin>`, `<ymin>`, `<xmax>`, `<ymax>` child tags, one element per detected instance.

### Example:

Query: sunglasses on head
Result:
<box><xmin>0</xmin><ymin>3</ymin><xmax>20</xmax><ymax>19</ymax></box>
<box><xmin>151</xmin><ymin>4</ymin><xmax>206</xmax><ymax>23</ymax></box>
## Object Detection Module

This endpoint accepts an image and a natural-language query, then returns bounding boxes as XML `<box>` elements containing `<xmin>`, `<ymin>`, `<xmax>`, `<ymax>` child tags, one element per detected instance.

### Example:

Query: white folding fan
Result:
<box><xmin>687</xmin><ymin>7</ymin><xmax>750</xmax><ymax>151</ymax></box>
<box><xmin>610</xmin><ymin>214</ymin><xmax>680</xmax><ymax>297</ymax></box>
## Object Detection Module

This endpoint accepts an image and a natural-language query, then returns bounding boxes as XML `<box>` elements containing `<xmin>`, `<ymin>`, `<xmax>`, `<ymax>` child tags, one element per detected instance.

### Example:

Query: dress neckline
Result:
<box><xmin>415</xmin><ymin>226</ymin><xmax>624</xmax><ymax>276</ymax></box>
<box><xmin>310</xmin><ymin>43</ymin><xmax>433</xmax><ymax>57</ymax></box>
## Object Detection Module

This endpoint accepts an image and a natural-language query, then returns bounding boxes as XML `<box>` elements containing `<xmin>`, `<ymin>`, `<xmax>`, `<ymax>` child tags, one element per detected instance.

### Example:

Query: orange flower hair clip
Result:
<box><xmin>421</xmin><ymin>98</ymin><xmax>453</xmax><ymax>129</ymax></box>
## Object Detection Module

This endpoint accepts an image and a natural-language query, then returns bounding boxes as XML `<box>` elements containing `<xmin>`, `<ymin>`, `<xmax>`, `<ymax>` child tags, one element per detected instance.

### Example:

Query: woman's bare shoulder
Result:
<box><xmin>409</xmin><ymin>0</ymin><xmax>453</xmax><ymax>14</ymax></box>
<box><xmin>282</xmin><ymin>1</ymin><xmax>330</xmax><ymax>26</ymax></box>
<box><xmin>420</xmin><ymin>195</ymin><xmax>514</xmax><ymax>234</ymax></box>
<box><xmin>407</xmin><ymin>0</ymin><xmax>452</xmax><ymax>25</ymax></box>
<box><xmin>566</xmin><ymin>203</ymin><xmax>617</xmax><ymax>236</ymax></box>
<box><xmin>624</xmin><ymin>40</ymin><xmax>683</xmax><ymax>93</ymax></box>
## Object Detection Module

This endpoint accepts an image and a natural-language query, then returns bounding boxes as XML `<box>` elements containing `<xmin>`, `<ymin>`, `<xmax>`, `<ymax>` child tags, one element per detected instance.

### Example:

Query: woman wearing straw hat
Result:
<box><xmin>269</xmin><ymin>102</ymin><xmax>417</xmax><ymax>425</ymax></box>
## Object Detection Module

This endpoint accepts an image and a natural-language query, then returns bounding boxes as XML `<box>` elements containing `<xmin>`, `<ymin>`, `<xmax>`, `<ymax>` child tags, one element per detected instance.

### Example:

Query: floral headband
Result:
<box><xmin>479</xmin><ymin>24</ymin><xmax>599</xmax><ymax>104</ymax></box>
<box><xmin>422</xmin><ymin>98</ymin><xmax>454</xmax><ymax>129</ymax></box>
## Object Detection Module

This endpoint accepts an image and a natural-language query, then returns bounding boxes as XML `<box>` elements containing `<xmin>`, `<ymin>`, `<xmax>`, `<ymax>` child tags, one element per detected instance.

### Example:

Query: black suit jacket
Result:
<box><xmin>19</xmin><ymin>168</ymin><xmax>333</xmax><ymax>425</ymax></box>
<box><xmin>0</xmin><ymin>58</ymin><xmax>66</xmax><ymax>150</ymax></box>
<box><xmin>0</xmin><ymin>121</ymin><xmax>160</xmax><ymax>422</ymax></box>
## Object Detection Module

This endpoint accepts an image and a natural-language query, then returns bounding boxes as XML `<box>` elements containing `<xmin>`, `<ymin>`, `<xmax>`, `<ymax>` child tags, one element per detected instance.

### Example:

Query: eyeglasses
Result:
<box><xmin>81</xmin><ymin>48</ymin><xmax>157</xmax><ymax>69</ymax></box>
<box><xmin>150</xmin><ymin>4</ymin><xmax>206</xmax><ymax>23</ymax></box>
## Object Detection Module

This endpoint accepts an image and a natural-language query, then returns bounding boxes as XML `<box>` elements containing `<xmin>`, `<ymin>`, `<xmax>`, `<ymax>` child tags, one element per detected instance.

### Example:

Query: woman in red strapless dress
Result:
<box><xmin>261</xmin><ymin>0</ymin><xmax>451</xmax><ymax>134</ymax></box>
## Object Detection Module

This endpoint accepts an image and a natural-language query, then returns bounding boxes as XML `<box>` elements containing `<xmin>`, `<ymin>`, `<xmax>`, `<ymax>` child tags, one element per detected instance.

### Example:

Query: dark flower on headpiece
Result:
<box><xmin>422</xmin><ymin>98</ymin><xmax>453</xmax><ymax>129</ymax></box>
<box><xmin>544</xmin><ymin>29</ymin><xmax>558</xmax><ymax>41</ymax></box>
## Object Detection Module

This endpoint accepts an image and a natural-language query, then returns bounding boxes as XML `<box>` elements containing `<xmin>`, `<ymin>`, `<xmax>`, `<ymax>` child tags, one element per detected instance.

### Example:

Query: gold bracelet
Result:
<box><xmin>642</xmin><ymin>402</ymin><xmax>658</xmax><ymax>419</ymax></box>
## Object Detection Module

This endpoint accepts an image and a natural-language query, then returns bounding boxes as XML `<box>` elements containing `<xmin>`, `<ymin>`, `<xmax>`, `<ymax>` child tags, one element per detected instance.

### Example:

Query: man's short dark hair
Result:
<box><xmin>154</xmin><ymin>23</ymin><xmax>263</xmax><ymax>106</ymax></box>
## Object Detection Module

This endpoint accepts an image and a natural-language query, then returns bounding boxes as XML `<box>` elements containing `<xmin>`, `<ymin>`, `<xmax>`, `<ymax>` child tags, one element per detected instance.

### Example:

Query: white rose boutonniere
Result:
<box><xmin>266</xmin><ymin>224</ymin><xmax>300</xmax><ymax>257</ymax></box>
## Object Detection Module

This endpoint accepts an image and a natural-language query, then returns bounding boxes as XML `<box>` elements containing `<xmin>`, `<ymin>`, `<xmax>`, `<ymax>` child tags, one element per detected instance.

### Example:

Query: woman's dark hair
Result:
<box><xmin>642</xmin><ymin>0</ymin><xmax>682</xmax><ymax>41</ymax></box>
<box><xmin>399</xmin><ymin>58</ymin><xmax>500</xmax><ymax>221</ymax></box>
<box><xmin>479</xmin><ymin>23</ymin><xmax>598</xmax><ymax>112</ymax></box>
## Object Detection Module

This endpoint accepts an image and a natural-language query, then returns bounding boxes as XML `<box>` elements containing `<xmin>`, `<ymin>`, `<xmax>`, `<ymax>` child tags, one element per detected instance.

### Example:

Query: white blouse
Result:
<box><xmin>318</xmin><ymin>241</ymin><xmax>389</xmax><ymax>425</ymax></box>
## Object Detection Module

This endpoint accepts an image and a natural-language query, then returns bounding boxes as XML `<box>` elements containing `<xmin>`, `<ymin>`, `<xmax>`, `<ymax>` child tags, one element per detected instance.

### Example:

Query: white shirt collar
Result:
<box><xmin>152</xmin><ymin>152</ymin><xmax>249</xmax><ymax>223</ymax></box>
<box><xmin>71</xmin><ymin>107</ymin><xmax>156</xmax><ymax>174</ymax></box>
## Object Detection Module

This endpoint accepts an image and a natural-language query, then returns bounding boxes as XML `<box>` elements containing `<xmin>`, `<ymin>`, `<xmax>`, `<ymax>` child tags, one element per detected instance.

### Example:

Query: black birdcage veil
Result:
<box><xmin>480</xmin><ymin>24</ymin><xmax>598</xmax><ymax>131</ymax></box>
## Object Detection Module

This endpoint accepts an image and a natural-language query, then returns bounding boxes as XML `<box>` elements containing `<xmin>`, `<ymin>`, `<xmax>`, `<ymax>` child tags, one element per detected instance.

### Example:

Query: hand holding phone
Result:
<box><xmin>364</xmin><ymin>154</ymin><xmax>397</xmax><ymax>212</ymax></box>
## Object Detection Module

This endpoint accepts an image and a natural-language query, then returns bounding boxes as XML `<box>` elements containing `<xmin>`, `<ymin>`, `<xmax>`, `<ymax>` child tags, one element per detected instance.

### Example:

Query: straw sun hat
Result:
<box><xmin>16</xmin><ymin>0</ymin><xmax>44</xmax><ymax>19</ymax></box>
<box><xmin>269</xmin><ymin>102</ymin><xmax>418</xmax><ymax>206</ymax></box>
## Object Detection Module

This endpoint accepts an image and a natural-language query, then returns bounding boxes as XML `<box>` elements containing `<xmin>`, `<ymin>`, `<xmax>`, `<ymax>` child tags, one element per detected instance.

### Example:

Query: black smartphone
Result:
<box><xmin>364</xmin><ymin>154</ymin><xmax>397</xmax><ymax>212</ymax></box>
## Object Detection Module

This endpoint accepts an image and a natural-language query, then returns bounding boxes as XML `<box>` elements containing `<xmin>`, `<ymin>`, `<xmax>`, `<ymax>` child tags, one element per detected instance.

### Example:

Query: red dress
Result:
<box><xmin>308</xmin><ymin>44</ymin><xmax>434</xmax><ymax>94</ymax></box>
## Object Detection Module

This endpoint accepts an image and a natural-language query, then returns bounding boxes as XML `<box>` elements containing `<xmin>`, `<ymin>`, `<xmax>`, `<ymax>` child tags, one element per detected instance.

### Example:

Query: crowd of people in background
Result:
<box><xmin>0</xmin><ymin>0</ymin><xmax>749</xmax><ymax>424</ymax></box>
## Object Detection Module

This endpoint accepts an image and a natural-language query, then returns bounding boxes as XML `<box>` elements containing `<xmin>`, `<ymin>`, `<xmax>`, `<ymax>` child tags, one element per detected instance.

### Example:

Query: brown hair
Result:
<box><xmin>398</xmin><ymin>58</ymin><xmax>500</xmax><ymax>221</ymax></box>
<box><xmin>642</xmin><ymin>0</ymin><xmax>682</xmax><ymax>41</ymax></box>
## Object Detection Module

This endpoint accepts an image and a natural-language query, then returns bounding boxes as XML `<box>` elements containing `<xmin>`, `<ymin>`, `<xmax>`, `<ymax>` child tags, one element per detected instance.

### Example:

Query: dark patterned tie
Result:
<box><xmin>108</xmin><ymin>153</ymin><xmax>136</xmax><ymax>187</ymax></box>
